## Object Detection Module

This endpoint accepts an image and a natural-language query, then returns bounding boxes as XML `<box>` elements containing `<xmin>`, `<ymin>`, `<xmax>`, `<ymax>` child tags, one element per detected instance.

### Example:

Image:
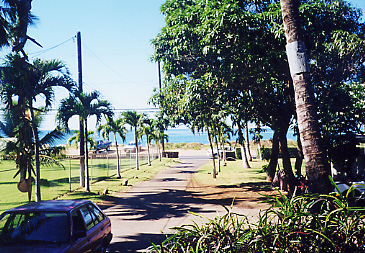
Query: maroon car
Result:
<box><xmin>0</xmin><ymin>200</ymin><xmax>112</xmax><ymax>252</ymax></box>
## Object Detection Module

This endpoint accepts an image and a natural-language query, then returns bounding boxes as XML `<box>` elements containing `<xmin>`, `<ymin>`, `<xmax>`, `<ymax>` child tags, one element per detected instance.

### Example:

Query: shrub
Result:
<box><xmin>147</xmin><ymin>181</ymin><xmax>365</xmax><ymax>252</ymax></box>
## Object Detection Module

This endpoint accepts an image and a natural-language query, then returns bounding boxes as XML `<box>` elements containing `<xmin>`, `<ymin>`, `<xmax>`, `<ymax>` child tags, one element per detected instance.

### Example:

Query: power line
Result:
<box><xmin>81</xmin><ymin>41</ymin><xmax>153</xmax><ymax>86</ymax></box>
<box><xmin>28</xmin><ymin>36</ymin><xmax>75</xmax><ymax>57</ymax></box>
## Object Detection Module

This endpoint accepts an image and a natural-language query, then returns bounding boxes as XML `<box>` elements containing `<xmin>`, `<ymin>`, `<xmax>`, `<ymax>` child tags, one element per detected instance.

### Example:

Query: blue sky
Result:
<box><xmin>1</xmin><ymin>0</ymin><xmax>364</xmax><ymax>130</ymax></box>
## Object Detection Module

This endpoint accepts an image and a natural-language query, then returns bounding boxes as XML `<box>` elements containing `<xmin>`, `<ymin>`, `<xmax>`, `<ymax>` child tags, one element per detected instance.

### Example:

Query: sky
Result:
<box><xmin>0</xmin><ymin>0</ymin><xmax>364</xmax><ymax>131</ymax></box>
<box><xmin>22</xmin><ymin>0</ymin><xmax>166</xmax><ymax>130</ymax></box>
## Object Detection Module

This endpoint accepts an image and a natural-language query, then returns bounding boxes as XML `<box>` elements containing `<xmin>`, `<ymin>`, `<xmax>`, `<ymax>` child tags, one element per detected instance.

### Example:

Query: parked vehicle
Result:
<box><xmin>95</xmin><ymin>140</ymin><xmax>112</xmax><ymax>153</ymax></box>
<box><xmin>0</xmin><ymin>200</ymin><xmax>112</xmax><ymax>252</ymax></box>
<box><xmin>207</xmin><ymin>146</ymin><xmax>235</xmax><ymax>159</ymax></box>
<box><xmin>123</xmin><ymin>141</ymin><xmax>142</xmax><ymax>153</ymax></box>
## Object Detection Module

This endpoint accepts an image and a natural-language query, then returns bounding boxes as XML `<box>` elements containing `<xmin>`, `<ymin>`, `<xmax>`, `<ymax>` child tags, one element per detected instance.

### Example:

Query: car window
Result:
<box><xmin>79</xmin><ymin>205</ymin><xmax>95</xmax><ymax>230</ymax></box>
<box><xmin>71</xmin><ymin>210</ymin><xmax>85</xmax><ymax>233</ymax></box>
<box><xmin>0</xmin><ymin>211</ymin><xmax>69</xmax><ymax>243</ymax></box>
<box><xmin>88</xmin><ymin>204</ymin><xmax>105</xmax><ymax>224</ymax></box>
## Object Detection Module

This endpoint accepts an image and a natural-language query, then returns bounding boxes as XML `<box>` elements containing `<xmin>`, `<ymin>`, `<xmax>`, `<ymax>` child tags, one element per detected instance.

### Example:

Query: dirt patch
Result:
<box><xmin>186</xmin><ymin>177</ymin><xmax>278</xmax><ymax>211</ymax></box>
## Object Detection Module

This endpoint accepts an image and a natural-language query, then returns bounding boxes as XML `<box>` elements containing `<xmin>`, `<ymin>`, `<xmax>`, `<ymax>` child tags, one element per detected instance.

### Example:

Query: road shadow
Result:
<box><xmin>107</xmin><ymin>233</ymin><xmax>172</xmax><ymax>253</ymax></box>
<box><xmin>100</xmin><ymin>188</ymin><xmax>218</xmax><ymax>221</ymax></box>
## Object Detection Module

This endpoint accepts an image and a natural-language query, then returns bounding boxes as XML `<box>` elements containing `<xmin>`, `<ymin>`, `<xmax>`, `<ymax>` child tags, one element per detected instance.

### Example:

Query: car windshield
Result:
<box><xmin>0</xmin><ymin>211</ymin><xmax>69</xmax><ymax>244</ymax></box>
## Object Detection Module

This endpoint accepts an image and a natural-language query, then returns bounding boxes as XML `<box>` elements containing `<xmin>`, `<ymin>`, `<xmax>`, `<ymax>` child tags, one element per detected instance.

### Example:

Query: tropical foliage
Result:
<box><xmin>148</xmin><ymin>184</ymin><xmax>365</xmax><ymax>252</ymax></box>
<box><xmin>151</xmin><ymin>0</ymin><xmax>365</xmax><ymax>192</ymax></box>
<box><xmin>122</xmin><ymin>110</ymin><xmax>146</xmax><ymax>170</ymax></box>
<box><xmin>97</xmin><ymin>116</ymin><xmax>127</xmax><ymax>178</ymax></box>
<box><xmin>57</xmin><ymin>90</ymin><xmax>113</xmax><ymax>192</ymax></box>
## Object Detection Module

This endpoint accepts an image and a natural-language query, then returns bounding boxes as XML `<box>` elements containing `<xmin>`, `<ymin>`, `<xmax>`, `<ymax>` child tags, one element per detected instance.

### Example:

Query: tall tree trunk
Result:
<box><xmin>295</xmin><ymin>132</ymin><xmax>303</xmax><ymax>176</ymax></box>
<box><xmin>29</xmin><ymin>105</ymin><xmax>41</xmax><ymax>202</ymax></box>
<box><xmin>147</xmin><ymin>140</ymin><xmax>151</xmax><ymax>166</ymax></box>
<box><xmin>158</xmin><ymin>142</ymin><xmax>162</xmax><ymax>161</ymax></box>
<box><xmin>256</xmin><ymin>123</ymin><xmax>263</xmax><ymax>160</ymax></box>
<box><xmin>238</xmin><ymin>122</ymin><xmax>250</xmax><ymax>169</ymax></box>
<box><xmin>267</xmin><ymin>130</ymin><xmax>279</xmax><ymax>182</ymax></box>
<box><xmin>280</xmin><ymin>0</ymin><xmax>331</xmax><ymax>193</ymax></box>
<box><xmin>278</xmin><ymin>127</ymin><xmax>295</xmax><ymax>194</ymax></box>
<box><xmin>215</xmin><ymin>137</ymin><xmax>221</xmax><ymax>173</ymax></box>
<box><xmin>134</xmin><ymin>127</ymin><xmax>139</xmax><ymax>170</ymax></box>
<box><xmin>245</xmin><ymin>121</ymin><xmax>252</xmax><ymax>161</ymax></box>
<box><xmin>84</xmin><ymin>120</ymin><xmax>90</xmax><ymax>192</ymax></box>
<box><xmin>115</xmin><ymin>135</ymin><xmax>121</xmax><ymax>178</ymax></box>
<box><xmin>207</xmin><ymin>128</ymin><xmax>217</xmax><ymax>179</ymax></box>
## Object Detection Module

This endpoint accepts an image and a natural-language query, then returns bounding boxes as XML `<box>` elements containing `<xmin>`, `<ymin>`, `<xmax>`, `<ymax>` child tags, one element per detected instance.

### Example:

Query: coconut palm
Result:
<box><xmin>122</xmin><ymin>110</ymin><xmax>146</xmax><ymax>170</ymax></box>
<box><xmin>97</xmin><ymin>116</ymin><xmax>127</xmax><ymax>178</ymax></box>
<box><xmin>68</xmin><ymin>130</ymin><xmax>97</xmax><ymax>150</ymax></box>
<box><xmin>152</xmin><ymin>127</ymin><xmax>168</xmax><ymax>162</ymax></box>
<box><xmin>0</xmin><ymin>0</ymin><xmax>38</xmax><ymax>56</ymax></box>
<box><xmin>0</xmin><ymin>103</ymin><xmax>66</xmax><ymax>202</ymax></box>
<box><xmin>280</xmin><ymin>0</ymin><xmax>331</xmax><ymax>193</ymax></box>
<box><xmin>140</xmin><ymin>118</ymin><xmax>155</xmax><ymax>166</ymax></box>
<box><xmin>0</xmin><ymin>54</ymin><xmax>74</xmax><ymax>201</ymax></box>
<box><xmin>57</xmin><ymin>90</ymin><xmax>113</xmax><ymax>192</ymax></box>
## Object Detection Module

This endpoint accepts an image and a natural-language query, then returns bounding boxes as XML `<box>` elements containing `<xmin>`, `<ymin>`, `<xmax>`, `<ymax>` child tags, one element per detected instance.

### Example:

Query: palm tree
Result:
<box><xmin>0</xmin><ymin>0</ymin><xmax>38</xmax><ymax>56</ymax></box>
<box><xmin>140</xmin><ymin>118</ymin><xmax>154</xmax><ymax>166</ymax></box>
<box><xmin>0</xmin><ymin>54</ymin><xmax>73</xmax><ymax>201</ymax></box>
<box><xmin>280</xmin><ymin>0</ymin><xmax>331</xmax><ymax>193</ymax></box>
<box><xmin>122</xmin><ymin>110</ymin><xmax>146</xmax><ymax>170</ymax></box>
<box><xmin>152</xmin><ymin>127</ymin><xmax>168</xmax><ymax>162</ymax></box>
<box><xmin>97</xmin><ymin>116</ymin><xmax>127</xmax><ymax>178</ymax></box>
<box><xmin>57</xmin><ymin>90</ymin><xmax>113</xmax><ymax>192</ymax></box>
<box><xmin>0</xmin><ymin>103</ymin><xmax>66</xmax><ymax>202</ymax></box>
<box><xmin>68</xmin><ymin>130</ymin><xmax>97</xmax><ymax>150</ymax></box>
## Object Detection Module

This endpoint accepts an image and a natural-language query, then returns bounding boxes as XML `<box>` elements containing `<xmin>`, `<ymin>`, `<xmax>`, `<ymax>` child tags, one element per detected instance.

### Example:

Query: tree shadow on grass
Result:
<box><xmin>217</xmin><ymin>181</ymin><xmax>272</xmax><ymax>191</ymax></box>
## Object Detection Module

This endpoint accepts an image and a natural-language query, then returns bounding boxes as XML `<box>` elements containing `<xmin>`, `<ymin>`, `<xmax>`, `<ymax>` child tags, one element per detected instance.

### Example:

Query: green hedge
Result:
<box><xmin>261</xmin><ymin>147</ymin><xmax>299</xmax><ymax>160</ymax></box>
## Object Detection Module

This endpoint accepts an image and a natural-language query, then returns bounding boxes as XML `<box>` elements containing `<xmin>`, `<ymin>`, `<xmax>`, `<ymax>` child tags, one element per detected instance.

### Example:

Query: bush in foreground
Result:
<box><xmin>147</xmin><ymin>188</ymin><xmax>365</xmax><ymax>252</ymax></box>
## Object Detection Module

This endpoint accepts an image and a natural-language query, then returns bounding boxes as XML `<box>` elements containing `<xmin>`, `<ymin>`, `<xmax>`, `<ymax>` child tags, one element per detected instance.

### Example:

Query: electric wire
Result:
<box><xmin>28</xmin><ymin>36</ymin><xmax>75</xmax><ymax>58</ymax></box>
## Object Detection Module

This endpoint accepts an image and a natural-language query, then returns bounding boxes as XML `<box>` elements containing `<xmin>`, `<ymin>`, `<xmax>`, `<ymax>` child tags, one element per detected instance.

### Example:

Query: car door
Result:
<box><xmin>79</xmin><ymin>204</ymin><xmax>107</xmax><ymax>251</ymax></box>
<box><xmin>69</xmin><ymin>209</ymin><xmax>92</xmax><ymax>253</ymax></box>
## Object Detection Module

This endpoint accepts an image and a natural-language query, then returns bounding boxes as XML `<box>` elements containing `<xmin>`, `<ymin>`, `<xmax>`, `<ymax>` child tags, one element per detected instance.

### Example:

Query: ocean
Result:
<box><xmin>42</xmin><ymin>127</ymin><xmax>297</xmax><ymax>146</ymax></box>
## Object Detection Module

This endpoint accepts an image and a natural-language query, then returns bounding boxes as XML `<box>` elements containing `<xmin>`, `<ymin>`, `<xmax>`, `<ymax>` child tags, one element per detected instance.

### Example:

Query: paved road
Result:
<box><xmin>102</xmin><ymin>151</ymin><xmax>232</xmax><ymax>252</ymax></box>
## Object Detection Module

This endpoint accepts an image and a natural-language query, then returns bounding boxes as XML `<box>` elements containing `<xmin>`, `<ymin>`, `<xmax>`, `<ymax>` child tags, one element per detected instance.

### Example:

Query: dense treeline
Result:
<box><xmin>150</xmin><ymin>0</ymin><xmax>365</xmax><ymax>192</ymax></box>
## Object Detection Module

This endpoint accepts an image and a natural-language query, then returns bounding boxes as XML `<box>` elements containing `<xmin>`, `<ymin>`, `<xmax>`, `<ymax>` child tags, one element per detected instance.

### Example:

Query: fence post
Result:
<box><xmin>69</xmin><ymin>158</ymin><xmax>71</xmax><ymax>192</ymax></box>
<box><xmin>107</xmin><ymin>151</ymin><xmax>109</xmax><ymax>177</ymax></box>
<box><xmin>90</xmin><ymin>154</ymin><xmax>93</xmax><ymax>182</ymax></box>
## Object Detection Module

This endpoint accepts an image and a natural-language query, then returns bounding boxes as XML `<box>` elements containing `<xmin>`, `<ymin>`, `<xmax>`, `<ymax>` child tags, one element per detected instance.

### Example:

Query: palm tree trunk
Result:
<box><xmin>280</xmin><ymin>0</ymin><xmax>331</xmax><ymax>193</ymax></box>
<box><xmin>29</xmin><ymin>104</ymin><xmax>41</xmax><ymax>202</ymax></box>
<box><xmin>147</xmin><ymin>141</ymin><xmax>151</xmax><ymax>166</ymax></box>
<box><xmin>134</xmin><ymin>127</ymin><xmax>139</xmax><ymax>170</ymax></box>
<box><xmin>114</xmin><ymin>135</ymin><xmax>121</xmax><ymax>178</ymax></box>
<box><xmin>84</xmin><ymin>120</ymin><xmax>90</xmax><ymax>192</ymax></box>
<box><xmin>245</xmin><ymin>121</ymin><xmax>252</xmax><ymax>161</ymax></box>
<box><xmin>295</xmin><ymin>132</ymin><xmax>303</xmax><ymax>176</ymax></box>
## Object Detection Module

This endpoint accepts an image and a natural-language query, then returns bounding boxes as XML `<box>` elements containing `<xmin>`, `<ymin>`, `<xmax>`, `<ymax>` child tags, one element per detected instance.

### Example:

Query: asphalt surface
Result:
<box><xmin>102</xmin><ymin>152</ymin><xmax>232</xmax><ymax>253</ymax></box>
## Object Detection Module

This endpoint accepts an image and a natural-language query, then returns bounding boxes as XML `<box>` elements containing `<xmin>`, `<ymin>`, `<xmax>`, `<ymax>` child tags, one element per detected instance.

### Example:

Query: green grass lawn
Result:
<box><xmin>0</xmin><ymin>157</ymin><xmax>179</xmax><ymax>212</ymax></box>
<box><xmin>196</xmin><ymin>159</ymin><xmax>269</xmax><ymax>186</ymax></box>
<box><xmin>196</xmin><ymin>158</ymin><xmax>304</xmax><ymax>189</ymax></box>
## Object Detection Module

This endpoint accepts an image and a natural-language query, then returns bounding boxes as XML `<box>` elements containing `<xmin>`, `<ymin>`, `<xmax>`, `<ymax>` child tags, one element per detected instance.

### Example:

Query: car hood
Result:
<box><xmin>0</xmin><ymin>242</ymin><xmax>70</xmax><ymax>253</ymax></box>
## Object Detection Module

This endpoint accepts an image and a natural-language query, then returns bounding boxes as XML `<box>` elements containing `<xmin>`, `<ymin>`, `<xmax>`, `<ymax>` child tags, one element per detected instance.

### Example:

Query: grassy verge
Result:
<box><xmin>195</xmin><ymin>159</ymin><xmax>269</xmax><ymax>186</ymax></box>
<box><xmin>58</xmin><ymin>158</ymin><xmax>180</xmax><ymax>203</ymax></box>
<box><xmin>0</xmin><ymin>158</ymin><xmax>179</xmax><ymax>212</ymax></box>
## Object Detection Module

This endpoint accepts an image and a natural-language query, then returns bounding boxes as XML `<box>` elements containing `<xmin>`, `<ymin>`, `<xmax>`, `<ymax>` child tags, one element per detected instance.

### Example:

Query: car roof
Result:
<box><xmin>6</xmin><ymin>200</ymin><xmax>93</xmax><ymax>212</ymax></box>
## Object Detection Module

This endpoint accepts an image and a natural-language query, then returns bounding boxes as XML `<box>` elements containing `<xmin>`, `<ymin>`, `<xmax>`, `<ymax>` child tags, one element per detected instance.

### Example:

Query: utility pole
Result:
<box><xmin>77</xmin><ymin>31</ymin><xmax>85</xmax><ymax>187</ymax></box>
<box><xmin>280</xmin><ymin>0</ymin><xmax>330</xmax><ymax>193</ymax></box>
